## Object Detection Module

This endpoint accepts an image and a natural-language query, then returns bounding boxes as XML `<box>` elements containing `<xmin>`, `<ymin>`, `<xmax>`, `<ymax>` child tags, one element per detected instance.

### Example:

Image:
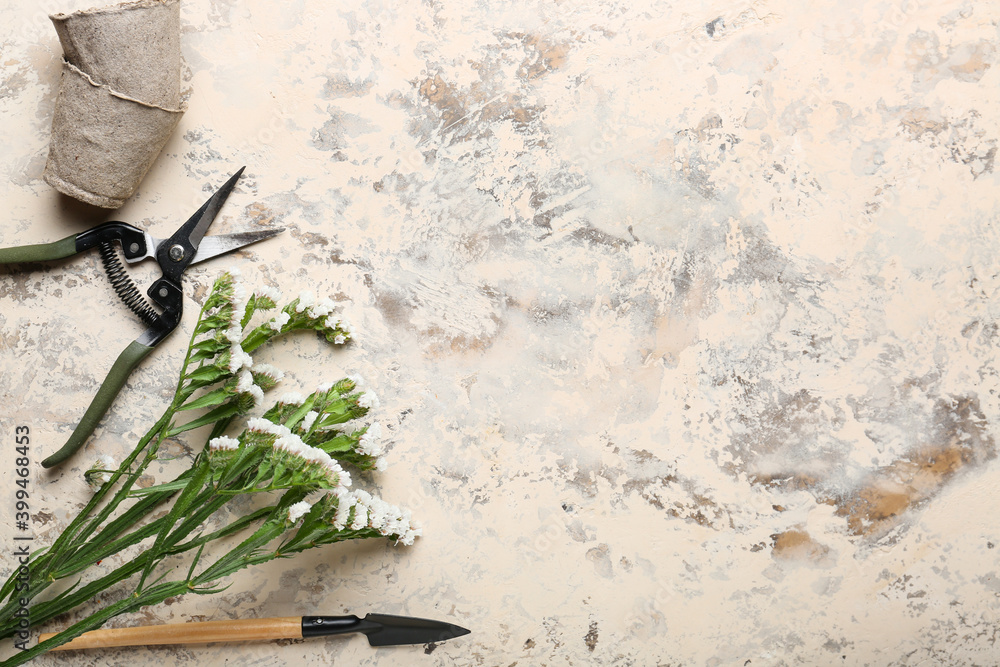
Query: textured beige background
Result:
<box><xmin>2</xmin><ymin>0</ymin><xmax>1000</xmax><ymax>665</ymax></box>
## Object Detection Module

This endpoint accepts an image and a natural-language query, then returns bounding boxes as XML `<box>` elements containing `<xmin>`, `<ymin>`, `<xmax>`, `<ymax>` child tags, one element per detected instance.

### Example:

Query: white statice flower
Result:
<box><xmin>332</xmin><ymin>488</ymin><xmax>356</xmax><ymax>530</ymax></box>
<box><xmin>347</xmin><ymin>374</ymin><xmax>364</xmax><ymax>388</ymax></box>
<box><xmin>237</xmin><ymin>348</ymin><xmax>254</xmax><ymax>370</ymax></box>
<box><xmin>279</xmin><ymin>392</ymin><xmax>305</xmax><ymax>405</ymax></box>
<box><xmin>224</xmin><ymin>325</ymin><xmax>242</xmax><ymax>345</ymax></box>
<box><xmin>330</xmin><ymin>318</ymin><xmax>351</xmax><ymax>344</ymax></box>
<box><xmin>267</xmin><ymin>311</ymin><xmax>290</xmax><ymax>331</ymax></box>
<box><xmin>330</xmin><ymin>490</ymin><xmax>418</xmax><ymax>544</ymax></box>
<box><xmin>234</xmin><ymin>369</ymin><xmax>263</xmax><ymax>409</ymax></box>
<box><xmin>225</xmin><ymin>347</ymin><xmax>240</xmax><ymax>374</ymax></box>
<box><xmin>254</xmin><ymin>285</ymin><xmax>282</xmax><ymax>306</ymax></box>
<box><xmin>236</xmin><ymin>370</ymin><xmax>254</xmax><ymax>393</ymax></box>
<box><xmin>397</xmin><ymin>522</ymin><xmax>422</xmax><ymax>546</ymax></box>
<box><xmin>366</xmin><ymin>497</ymin><xmax>392</xmax><ymax>532</ymax></box>
<box><xmin>231</xmin><ymin>281</ymin><xmax>248</xmax><ymax>315</ymax></box>
<box><xmin>307</xmin><ymin>297</ymin><xmax>336</xmax><ymax>319</ymax></box>
<box><xmin>287</xmin><ymin>501</ymin><xmax>312</xmax><ymax>524</ymax></box>
<box><xmin>273</xmin><ymin>434</ymin><xmax>309</xmax><ymax>458</ymax></box>
<box><xmin>247</xmin><ymin>417</ymin><xmax>293</xmax><ymax>439</ymax></box>
<box><xmin>349</xmin><ymin>490</ymin><xmax>373</xmax><ymax>530</ymax></box>
<box><xmin>227</xmin><ymin>346</ymin><xmax>254</xmax><ymax>374</ymax></box>
<box><xmin>378</xmin><ymin>505</ymin><xmax>421</xmax><ymax>546</ymax></box>
<box><xmin>301</xmin><ymin>411</ymin><xmax>319</xmax><ymax>432</ymax></box>
<box><xmin>334</xmin><ymin>464</ymin><xmax>352</xmax><ymax>489</ymax></box>
<box><xmin>245</xmin><ymin>383</ymin><xmax>264</xmax><ymax>407</ymax></box>
<box><xmin>85</xmin><ymin>454</ymin><xmax>117</xmax><ymax>490</ymax></box>
<box><xmin>313</xmin><ymin>452</ymin><xmax>350</xmax><ymax>488</ymax></box>
<box><xmin>358</xmin><ymin>391</ymin><xmax>380</xmax><ymax>409</ymax></box>
<box><xmin>215</xmin><ymin>270</ymin><xmax>243</xmax><ymax>306</ymax></box>
<box><xmin>251</xmin><ymin>363</ymin><xmax>284</xmax><ymax>384</ymax></box>
<box><xmin>208</xmin><ymin>435</ymin><xmax>240</xmax><ymax>451</ymax></box>
<box><xmin>357</xmin><ymin>422</ymin><xmax>383</xmax><ymax>457</ymax></box>
<box><xmin>294</xmin><ymin>290</ymin><xmax>315</xmax><ymax>313</ymax></box>
<box><xmin>273</xmin><ymin>433</ymin><xmax>349</xmax><ymax>489</ymax></box>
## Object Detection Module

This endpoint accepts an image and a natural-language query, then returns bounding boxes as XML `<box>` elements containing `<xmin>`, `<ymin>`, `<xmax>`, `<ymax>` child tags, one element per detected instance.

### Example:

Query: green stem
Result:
<box><xmin>53</xmin><ymin>486</ymin><xmax>214</xmax><ymax>581</ymax></box>
<box><xmin>11</xmin><ymin>506</ymin><xmax>272</xmax><ymax>638</ymax></box>
<box><xmin>194</xmin><ymin>489</ymin><xmax>306</xmax><ymax>583</ymax></box>
<box><xmin>0</xmin><ymin>289</ymin><xmax>223</xmax><ymax>637</ymax></box>
<box><xmin>33</xmin><ymin>291</ymin><xmax>223</xmax><ymax>592</ymax></box>
<box><xmin>34</xmin><ymin>412</ymin><xmax>170</xmax><ymax>581</ymax></box>
<box><xmin>0</xmin><ymin>417</ymin><xmax>173</xmax><ymax>632</ymax></box>
<box><xmin>60</xmin><ymin>473</ymin><xmax>189</xmax><ymax>572</ymax></box>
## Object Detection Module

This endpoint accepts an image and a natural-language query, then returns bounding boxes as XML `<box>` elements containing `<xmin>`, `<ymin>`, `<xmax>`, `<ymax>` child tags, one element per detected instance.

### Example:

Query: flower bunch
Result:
<box><xmin>280</xmin><ymin>486</ymin><xmax>420</xmax><ymax>553</ymax></box>
<box><xmin>240</xmin><ymin>287</ymin><xmax>354</xmax><ymax>352</ymax></box>
<box><xmin>167</xmin><ymin>272</ymin><xmax>354</xmax><ymax>433</ymax></box>
<box><xmin>205</xmin><ymin>418</ymin><xmax>351</xmax><ymax>491</ymax></box>
<box><xmin>259</xmin><ymin>377</ymin><xmax>387</xmax><ymax>471</ymax></box>
<box><xmin>0</xmin><ymin>270</ymin><xmax>415</xmax><ymax>665</ymax></box>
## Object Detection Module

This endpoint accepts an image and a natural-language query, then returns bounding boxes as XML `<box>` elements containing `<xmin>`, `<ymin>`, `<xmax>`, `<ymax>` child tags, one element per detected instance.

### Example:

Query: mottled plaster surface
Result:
<box><xmin>2</xmin><ymin>0</ymin><xmax>1000</xmax><ymax>665</ymax></box>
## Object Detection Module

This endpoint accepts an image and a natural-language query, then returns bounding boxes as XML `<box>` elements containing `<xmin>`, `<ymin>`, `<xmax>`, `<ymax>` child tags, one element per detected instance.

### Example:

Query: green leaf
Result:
<box><xmin>241</xmin><ymin>294</ymin><xmax>258</xmax><ymax>329</ymax></box>
<box><xmin>282</xmin><ymin>395</ymin><xmax>317</xmax><ymax>430</ymax></box>
<box><xmin>190</xmin><ymin>338</ymin><xmax>227</xmax><ymax>358</ymax></box>
<box><xmin>129</xmin><ymin>479</ymin><xmax>191</xmax><ymax>496</ymax></box>
<box><xmin>178</xmin><ymin>388</ymin><xmax>231</xmax><ymax>412</ymax></box>
<box><xmin>186</xmin><ymin>543</ymin><xmax>206</xmax><ymax>581</ymax></box>
<box><xmin>312</xmin><ymin>434</ymin><xmax>354</xmax><ymax>453</ymax></box>
<box><xmin>168</xmin><ymin>404</ymin><xmax>241</xmax><ymax>436</ymax></box>
<box><xmin>241</xmin><ymin>324</ymin><xmax>277</xmax><ymax>353</ymax></box>
<box><xmin>195</xmin><ymin>313</ymin><xmax>232</xmax><ymax>334</ymax></box>
<box><xmin>185</xmin><ymin>365</ymin><xmax>229</xmax><ymax>384</ymax></box>
<box><xmin>213</xmin><ymin>445</ymin><xmax>268</xmax><ymax>490</ymax></box>
<box><xmin>137</xmin><ymin>459</ymin><xmax>213</xmax><ymax>589</ymax></box>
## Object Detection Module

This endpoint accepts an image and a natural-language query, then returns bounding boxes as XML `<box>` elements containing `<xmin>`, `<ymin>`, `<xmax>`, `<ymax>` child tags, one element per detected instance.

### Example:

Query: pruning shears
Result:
<box><xmin>0</xmin><ymin>168</ymin><xmax>282</xmax><ymax>468</ymax></box>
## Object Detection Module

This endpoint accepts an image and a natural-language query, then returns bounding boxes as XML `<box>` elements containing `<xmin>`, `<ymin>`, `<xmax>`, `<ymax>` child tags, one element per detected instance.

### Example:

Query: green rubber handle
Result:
<box><xmin>0</xmin><ymin>235</ymin><xmax>79</xmax><ymax>264</ymax></box>
<box><xmin>42</xmin><ymin>340</ymin><xmax>155</xmax><ymax>468</ymax></box>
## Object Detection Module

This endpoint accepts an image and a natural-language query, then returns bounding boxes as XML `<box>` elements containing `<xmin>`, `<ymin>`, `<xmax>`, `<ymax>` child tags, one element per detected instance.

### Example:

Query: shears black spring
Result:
<box><xmin>98</xmin><ymin>241</ymin><xmax>159</xmax><ymax>326</ymax></box>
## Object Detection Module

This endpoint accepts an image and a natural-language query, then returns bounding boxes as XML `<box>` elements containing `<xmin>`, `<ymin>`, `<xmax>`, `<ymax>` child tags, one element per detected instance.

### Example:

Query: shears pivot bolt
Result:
<box><xmin>168</xmin><ymin>244</ymin><xmax>185</xmax><ymax>261</ymax></box>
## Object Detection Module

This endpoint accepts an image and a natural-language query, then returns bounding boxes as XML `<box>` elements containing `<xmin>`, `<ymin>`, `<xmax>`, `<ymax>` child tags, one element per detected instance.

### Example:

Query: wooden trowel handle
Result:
<box><xmin>38</xmin><ymin>617</ymin><xmax>303</xmax><ymax>651</ymax></box>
